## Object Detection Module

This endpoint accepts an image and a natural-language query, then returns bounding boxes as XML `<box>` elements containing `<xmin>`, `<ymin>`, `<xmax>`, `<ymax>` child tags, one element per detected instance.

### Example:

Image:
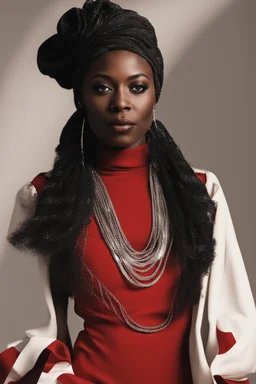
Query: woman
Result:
<box><xmin>0</xmin><ymin>1</ymin><xmax>255</xmax><ymax>383</ymax></box>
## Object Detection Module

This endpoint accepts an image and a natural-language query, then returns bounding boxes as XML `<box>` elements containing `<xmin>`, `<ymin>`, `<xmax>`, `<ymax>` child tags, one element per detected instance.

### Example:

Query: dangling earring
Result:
<box><xmin>152</xmin><ymin>108</ymin><xmax>157</xmax><ymax>129</ymax></box>
<box><xmin>80</xmin><ymin>115</ymin><xmax>85</xmax><ymax>168</ymax></box>
<box><xmin>78</xmin><ymin>98</ymin><xmax>86</xmax><ymax>168</ymax></box>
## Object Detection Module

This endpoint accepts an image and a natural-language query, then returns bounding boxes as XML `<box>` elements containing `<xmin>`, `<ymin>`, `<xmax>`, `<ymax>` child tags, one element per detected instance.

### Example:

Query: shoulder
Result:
<box><xmin>31</xmin><ymin>171</ymin><xmax>51</xmax><ymax>194</ymax></box>
<box><xmin>16</xmin><ymin>171</ymin><xmax>51</xmax><ymax>209</ymax></box>
<box><xmin>192</xmin><ymin>166</ymin><xmax>223</xmax><ymax>200</ymax></box>
<box><xmin>193</xmin><ymin>167</ymin><xmax>207</xmax><ymax>184</ymax></box>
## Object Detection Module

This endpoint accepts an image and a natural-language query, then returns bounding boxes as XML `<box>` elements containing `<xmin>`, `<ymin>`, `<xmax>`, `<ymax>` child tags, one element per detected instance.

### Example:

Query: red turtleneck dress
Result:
<box><xmin>71</xmin><ymin>142</ymin><xmax>194</xmax><ymax>384</ymax></box>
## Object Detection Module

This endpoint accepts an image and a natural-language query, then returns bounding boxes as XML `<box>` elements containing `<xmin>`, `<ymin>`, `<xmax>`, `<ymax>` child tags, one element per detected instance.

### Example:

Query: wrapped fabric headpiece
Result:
<box><xmin>37</xmin><ymin>0</ymin><xmax>164</xmax><ymax>107</ymax></box>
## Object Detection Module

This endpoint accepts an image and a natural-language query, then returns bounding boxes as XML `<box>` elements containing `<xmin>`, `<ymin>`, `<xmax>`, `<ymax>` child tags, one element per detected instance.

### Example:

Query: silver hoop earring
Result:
<box><xmin>81</xmin><ymin>117</ymin><xmax>85</xmax><ymax>168</ymax></box>
<box><xmin>152</xmin><ymin>108</ymin><xmax>157</xmax><ymax>129</ymax></box>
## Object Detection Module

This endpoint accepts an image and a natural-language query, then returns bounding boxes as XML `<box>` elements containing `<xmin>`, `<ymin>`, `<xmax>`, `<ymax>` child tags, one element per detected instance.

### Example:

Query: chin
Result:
<box><xmin>99</xmin><ymin>135</ymin><xmax>144</xmax><ymax>150</ymax></box>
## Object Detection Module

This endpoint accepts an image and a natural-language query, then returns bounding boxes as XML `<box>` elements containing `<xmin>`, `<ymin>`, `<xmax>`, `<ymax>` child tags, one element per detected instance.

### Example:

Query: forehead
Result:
<box><xmin>83</xmin><ymin>50</ymin><xmax>154</xmax><ymax>80</ymax></box>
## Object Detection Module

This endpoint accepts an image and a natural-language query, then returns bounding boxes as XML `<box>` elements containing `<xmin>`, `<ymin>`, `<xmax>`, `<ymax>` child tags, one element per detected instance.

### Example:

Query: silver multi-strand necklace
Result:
<box><xmin>91</xmin><ymin>162</ymin><xmax>173</xmax><ymax>287</ymax></box>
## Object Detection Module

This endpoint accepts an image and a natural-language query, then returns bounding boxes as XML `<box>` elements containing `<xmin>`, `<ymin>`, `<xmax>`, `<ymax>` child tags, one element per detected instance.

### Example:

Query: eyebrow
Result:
<box><xmin>91</xmin><ymin>73</ymin><xmax>149</xmax><ymax>81</ymax></box>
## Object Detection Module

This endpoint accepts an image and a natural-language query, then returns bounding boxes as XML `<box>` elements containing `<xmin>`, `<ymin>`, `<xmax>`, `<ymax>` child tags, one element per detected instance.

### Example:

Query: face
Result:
<box><xmin>80</xmin><ymin>50</ymin><xmax>156</xmax><ymax>150</ymax></box>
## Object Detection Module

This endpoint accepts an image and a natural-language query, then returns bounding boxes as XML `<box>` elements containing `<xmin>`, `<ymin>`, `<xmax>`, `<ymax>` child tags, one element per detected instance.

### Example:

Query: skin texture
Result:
<box><xmin>53</xmin><ymin>50</ymin><xmax>156</xmax><ymax>356</ymax></box>
<box><xmin>80</xmin><ymin>49</ymin><xmax>156</xmax><ymax>150</ymax></box>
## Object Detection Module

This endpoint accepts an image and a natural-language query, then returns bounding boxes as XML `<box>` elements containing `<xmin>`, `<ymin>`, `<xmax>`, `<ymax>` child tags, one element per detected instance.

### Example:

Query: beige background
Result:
<box><xmin>0</xmin><ymin>0</ymin><xmax>255</xmax><ymax>381</ymax></box>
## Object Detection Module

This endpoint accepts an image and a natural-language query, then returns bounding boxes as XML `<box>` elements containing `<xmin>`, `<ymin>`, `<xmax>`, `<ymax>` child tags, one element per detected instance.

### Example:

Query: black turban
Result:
<box><xmin>37</xmin><ymin>0</ymin><xmax>164</xmax><ymax>106</ymax></box>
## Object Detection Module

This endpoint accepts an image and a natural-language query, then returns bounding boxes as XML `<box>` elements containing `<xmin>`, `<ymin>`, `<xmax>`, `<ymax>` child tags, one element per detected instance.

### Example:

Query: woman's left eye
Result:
<box><xmin>131</xmin><ymin>84</ymin><xmax>148</xmax><ymax>93</ymax></box>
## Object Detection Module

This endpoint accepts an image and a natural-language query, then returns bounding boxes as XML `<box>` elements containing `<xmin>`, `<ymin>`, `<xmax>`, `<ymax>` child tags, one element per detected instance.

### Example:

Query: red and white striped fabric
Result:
<box><xmin>0</xmin><ymin>168</ymin><xmax>255</xmax><ymax>383</ymax></box>
<box><xmin>0</xmin><ymin>338</ymin><xmax>94</xmax><ymax>383</ymax></box>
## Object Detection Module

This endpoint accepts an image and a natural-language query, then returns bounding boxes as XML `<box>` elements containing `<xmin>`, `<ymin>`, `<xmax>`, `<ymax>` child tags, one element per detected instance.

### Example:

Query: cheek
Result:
<box><xmin>144</xmin><ymin>106</ymin><xmax>154</xmax><ymax>118</ymax></box>
<box><xmin>137</xmin><ymin>91</ymin><xmax>155</xmax><ymax>120</ymax></box>
<box><xmin>83</xmin><ymin>99</ymin><xmax>105</xmax><ymax>128</ymax></box>
<box><xmin>85</xmin><ymin>96</ymin><xmax>104</xmax><ymax>115</ymax></box>
<box><xmin>139</xmin><ymin>104</ymin><xmax>154</xmax><ymax>124</ymax></box>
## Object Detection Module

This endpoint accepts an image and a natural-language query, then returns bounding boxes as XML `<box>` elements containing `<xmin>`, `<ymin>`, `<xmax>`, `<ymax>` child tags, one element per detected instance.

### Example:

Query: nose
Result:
<box><xmin>109</xmin><ymin>87</ymin><xmax>131</xmax><ymax>111</ymax></box>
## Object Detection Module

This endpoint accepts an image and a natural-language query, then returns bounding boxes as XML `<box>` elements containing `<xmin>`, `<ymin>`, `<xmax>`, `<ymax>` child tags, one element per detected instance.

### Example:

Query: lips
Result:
<box><xmin>107</xmin><ymin>118</ymin><xmax>135</xmax><ymax>126</ymax></box>
<box><xmin>110</xmin><ymin>124</ymin><xmax>134</xmax><ymax>133</ymax></box>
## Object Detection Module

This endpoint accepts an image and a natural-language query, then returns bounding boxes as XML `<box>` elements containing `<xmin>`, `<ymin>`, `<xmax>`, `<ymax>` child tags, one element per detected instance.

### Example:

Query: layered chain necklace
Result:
<box><xmin>91</xmin><ymin>162</ymin><xmax>173</xmax><ymax>287</ymax></box>
<box><xmin>80</xmin><ymin>118</ymin><xmax>180</xmax><ymax>332</ymax></box>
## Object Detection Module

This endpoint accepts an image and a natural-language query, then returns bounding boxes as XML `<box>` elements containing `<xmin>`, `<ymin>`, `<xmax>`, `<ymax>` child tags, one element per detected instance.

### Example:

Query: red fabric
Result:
<box><xmin>57</xmin><ymin>373</ymin><xmax>95</xmax><ymax>384</ymax></box>
<box><xmin>0</xmin><ymin>347</ymin><xmax>19</xmax><ymax>384</ymax></box>
<box><xmin>0</xmin><ymin>340</ymin><xmax>94</xmax><ymax>384</ymax></box>
<box><xmin>197</xmin><ymin>172</ymin><xmax>206</xmax><ymax>184</ymax></box>
<box><xmin>213</xmin><ymin>328</ymin><xmax>249</xmax><ymax>383</ymax></box>
<box><xmin>72</xmin><ymin>142</ymin><xmax>201</xmax><ymax>384</ymax></box>
<box><xmin>214</xmin><ymin>377</ymin><xmax>249</xmax><ymax>384</ymax></box>
<box><xmin>216</xmin><ymin>327</ymin><xmax>236</xmax><ymax>355</ymax></box>
<box><xmin>43</xmin><ymin>340</ymin><xmax>71</xmax><ymax>373</ymax></box>
<box><xmin>8</xmin><ymin>349</ymin><xmax>50</xmax><ymax>384</ymax></box>
<box><xmin>31</xmin><ymin>172</ymin><xmax>49</xmax><ymax>194</ymax></box>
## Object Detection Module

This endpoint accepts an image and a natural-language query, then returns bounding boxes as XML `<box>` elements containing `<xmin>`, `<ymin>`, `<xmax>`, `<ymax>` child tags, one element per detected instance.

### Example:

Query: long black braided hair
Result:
<box><xmin>7</xmin><ymin>0</ymin><xmax>217</xmax><ymax>319</ymax></box>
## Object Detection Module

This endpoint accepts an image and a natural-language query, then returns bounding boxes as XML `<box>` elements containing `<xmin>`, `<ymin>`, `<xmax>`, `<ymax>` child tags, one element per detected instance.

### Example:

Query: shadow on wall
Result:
<box><xmin>0</xmin><ymin>8</ymin><xmax>255</xmax><ymax>384</ymax></box>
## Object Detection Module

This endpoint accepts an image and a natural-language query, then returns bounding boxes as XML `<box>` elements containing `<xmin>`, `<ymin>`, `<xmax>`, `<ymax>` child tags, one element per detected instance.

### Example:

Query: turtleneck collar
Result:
<box><xmin>94</xmin><ymin>141</ymin><xmax>150</xmax><ymax>172</ymax></box>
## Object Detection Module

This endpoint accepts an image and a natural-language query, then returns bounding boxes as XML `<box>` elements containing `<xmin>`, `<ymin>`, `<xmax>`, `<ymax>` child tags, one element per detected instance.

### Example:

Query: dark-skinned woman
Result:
<box><xmin>0</xmin><ymin>1</ymin><xmax>255</xmax><ymax>383</ymax></box>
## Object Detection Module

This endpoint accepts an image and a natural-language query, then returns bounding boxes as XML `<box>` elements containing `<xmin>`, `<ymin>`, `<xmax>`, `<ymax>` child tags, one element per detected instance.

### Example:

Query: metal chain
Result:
<box><xmin>90</xmin><ymin>163</ymin><xmax>174</xmax><ymax>287</ymax></box>
<box><xmin>79</xmin><ymin>225</ymin><xmax>180</xmax><ymax>333</ymax></box>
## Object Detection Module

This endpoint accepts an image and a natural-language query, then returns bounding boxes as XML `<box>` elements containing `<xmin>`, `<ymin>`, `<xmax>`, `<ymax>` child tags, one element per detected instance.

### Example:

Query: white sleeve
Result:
<box><xmin>6</xmin><ymin>182</ymin><xmax>58</xmax><ymax>345</ymax></box>
<box><xmin>204</xmin><ymin>171</ymin><xmax>256</xmax><ymax>382</ymax></box>
<box><xmin>0</xmin><ymin>183</ymin><xmax>94</xmax><ymax>384</ymax></box>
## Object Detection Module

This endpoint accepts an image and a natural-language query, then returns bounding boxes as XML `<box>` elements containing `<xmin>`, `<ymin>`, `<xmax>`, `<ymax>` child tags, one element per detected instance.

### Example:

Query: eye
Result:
<box><xmin>94</xmin><ymin>84</ymin><xmax>111</xmax><ymax>93</ymax></box>
<box><xmin>131</xmin><ymin>84</ymin><xmax>148</xmax><ymax>93</ymax></box>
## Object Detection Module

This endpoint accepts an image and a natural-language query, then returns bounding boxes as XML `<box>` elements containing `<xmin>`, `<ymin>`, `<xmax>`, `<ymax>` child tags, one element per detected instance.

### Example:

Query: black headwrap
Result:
<box><xmin>37</xmin><ymin>0</ymin><xmax>164</xmax><ymax>108</ymax></box>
